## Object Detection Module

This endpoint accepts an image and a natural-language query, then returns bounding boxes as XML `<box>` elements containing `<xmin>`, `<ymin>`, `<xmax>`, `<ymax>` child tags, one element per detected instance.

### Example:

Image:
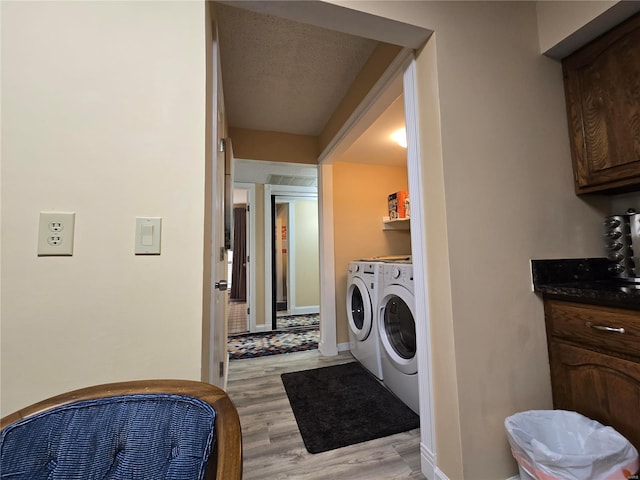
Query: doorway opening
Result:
<box><xmin>227</xmin><ymin>188</ymin><xmax>249</xmax><ymax>335</ymax></box>
<box><xmin>211</xmin><ymin>4</ymin><xmax>436</xmax><ymax>474</ymax></box>
<box><xmin>227</xmin><ymin>175</ymin><xmax>321</xmax><ymax>360</ymax></box>
<box><xmin>270</xmin><ymin>194</ymin><xmax>320</xmax><ymax>331</ymax></box>
<box><xmin>227</xmin><ymin>164</ymin><xmax>321</xmax><ymax>359</ymax></box>
<box><xmin>227</xmin><ymin>183</ymin><xmax>257</xmax><ymax>336</ymax></box>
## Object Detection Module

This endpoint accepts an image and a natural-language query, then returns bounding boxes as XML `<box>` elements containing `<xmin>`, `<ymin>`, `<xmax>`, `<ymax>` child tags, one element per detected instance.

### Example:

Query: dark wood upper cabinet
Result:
<box><xmin>563</xmin><ymin>13</ymin><xmax>640</xmax><ymax>194</ymax></box>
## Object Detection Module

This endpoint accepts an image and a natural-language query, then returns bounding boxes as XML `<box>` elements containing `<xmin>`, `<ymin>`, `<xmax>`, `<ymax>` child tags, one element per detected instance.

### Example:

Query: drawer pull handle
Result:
<box><xmin>586</xmin><ymin>322</ymin><xmax>625</xmax><ymax>334</ymax></box>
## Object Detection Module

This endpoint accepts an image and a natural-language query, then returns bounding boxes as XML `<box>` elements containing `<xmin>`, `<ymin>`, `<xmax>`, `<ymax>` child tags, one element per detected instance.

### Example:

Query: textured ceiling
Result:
<box><xmin>216</xmin><ymin>3</ymin><xmax>378</xmax><ymax>136</ymax></box>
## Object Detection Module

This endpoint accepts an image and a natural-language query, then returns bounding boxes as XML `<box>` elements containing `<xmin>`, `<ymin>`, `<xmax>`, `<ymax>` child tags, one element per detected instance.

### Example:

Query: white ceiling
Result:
<box><xmin>215</xmin><ymin>2</ymin><xmax>408</xmax><ymax>168</ymax></box>
<box><xmin>336</xmin><ymin>94</ymin><xmax>407</xmax><ymax>167</ymax></box>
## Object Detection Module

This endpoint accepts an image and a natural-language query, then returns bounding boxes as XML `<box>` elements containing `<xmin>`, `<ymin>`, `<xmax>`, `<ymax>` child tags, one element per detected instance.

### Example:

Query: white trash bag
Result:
<box><xmin>505</xmin><ymin>410</ymin><xmax>639</xmax><ymax>480</ymax></box>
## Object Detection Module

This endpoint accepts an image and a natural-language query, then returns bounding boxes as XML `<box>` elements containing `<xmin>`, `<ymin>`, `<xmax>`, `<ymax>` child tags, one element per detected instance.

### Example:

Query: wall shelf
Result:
<box><xmin>382</xmin><ymin>217</ymin><xmax>410</xmax><ymax>230</ymax></box>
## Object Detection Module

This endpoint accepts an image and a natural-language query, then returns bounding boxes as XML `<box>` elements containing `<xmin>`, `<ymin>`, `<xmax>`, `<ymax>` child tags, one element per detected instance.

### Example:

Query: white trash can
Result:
<box><xmin>505</xmin><ymin>410</ymin><xmax>639</xmax><ymax>480</ymax></box>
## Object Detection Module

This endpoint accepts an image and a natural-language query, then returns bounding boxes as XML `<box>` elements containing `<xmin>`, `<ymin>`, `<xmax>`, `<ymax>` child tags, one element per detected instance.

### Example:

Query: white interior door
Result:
<box><xmin>212</xmin><ymin>135</ymin><xmax>229</xmax><ymax>387</ymax></box>
<box><xmin>208</xmin><ymin>19</ymin><xmax>229</xmax><ymax>388</ymax></box>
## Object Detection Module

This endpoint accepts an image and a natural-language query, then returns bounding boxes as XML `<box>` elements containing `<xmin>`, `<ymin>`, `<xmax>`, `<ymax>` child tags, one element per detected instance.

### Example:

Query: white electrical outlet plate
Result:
<box><xmin>135</xmin><ymin>217</ymin><xmax>161</xmax><ymax>255</ymax></box>
<box><xmin>38</xmin><ymin>212</ymin><xmax>75</xmax><ymax>256</ymax></box>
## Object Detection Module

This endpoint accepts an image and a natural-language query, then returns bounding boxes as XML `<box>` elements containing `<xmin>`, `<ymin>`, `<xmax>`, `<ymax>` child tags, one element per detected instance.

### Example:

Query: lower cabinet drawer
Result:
<box><xmin>544</xmin><ymin>300</ymin><xmax>640</xmax><ymax>359</ymax></box>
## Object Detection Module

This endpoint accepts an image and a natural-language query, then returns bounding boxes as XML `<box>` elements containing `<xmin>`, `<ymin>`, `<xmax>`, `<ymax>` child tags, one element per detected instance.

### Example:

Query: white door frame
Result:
<box><xmin>403</xmin><ymin>56</ymin><xmax>437</xmax><ymax>480</ymax></box>
<box><xmin>317</xmin><ymin>52</ymin><xmax>437</xmax><ymax>477</ymax></box>
<box><xmin>206</xmin><ymin>15</ymin><xmax>229</xmax><ymax>389</ymax></box>
<box><xmin>233</xmin><ymin>182</ymin><xmax>256</xmax><ymax>333</ymax></box>
<box><xmin>263</xmin><ymin>184</ymin><xmax>317</xmax><ymax>330</ymax></box>
<box><xmin>317</xmin><ymin>163</ymin><xmax>338</xmax><ymax>355</ymax></box>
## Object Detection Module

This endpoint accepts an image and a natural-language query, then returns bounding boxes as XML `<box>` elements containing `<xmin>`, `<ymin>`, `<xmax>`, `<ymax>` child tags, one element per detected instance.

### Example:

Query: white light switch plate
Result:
<box><xmin>135</xmin><ymin>217</ymin><xmax>161</xmax><ymax>255</ymax></box>
<box><xmin>38</xmin><ymin>212</ymin><xmax>75</xmax><ymax>256</ymax></box>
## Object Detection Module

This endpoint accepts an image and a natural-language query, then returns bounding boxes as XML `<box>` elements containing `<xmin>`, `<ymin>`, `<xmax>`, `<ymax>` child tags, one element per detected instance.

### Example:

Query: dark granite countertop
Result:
<box><xmin>531</xmin><ymin>258</ymin><xmax>640</xmax><ymax>310</ymax></box>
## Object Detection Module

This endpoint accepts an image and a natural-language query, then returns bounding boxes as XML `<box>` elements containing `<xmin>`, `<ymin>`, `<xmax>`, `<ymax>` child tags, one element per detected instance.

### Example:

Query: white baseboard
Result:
<box><xmin>421</xmin><ymin>442</ymin><xmax>446</xmax><ymax>480</ymax></box>
<box><xmin>318</xmin><ymin>342</ymin><xmax>338</xmax><ymax>356</ymax></box>
<box><xmin>288</xmin><ymin>305</ymin><xmax>320</xmax><ymax>315</ymax></box>
<box><xmin>434</xmin><ymin>469</ymin><xmax>450</xmax><ymax>480</ymax></box>
<box><xmin>319</xmin><ymin>342</ymin><xmax>350</xmax><ymax>356</ymax></box>
<box><xmin>421</xmin><ymin>454</ymin><xmax>519</xmax><ymax>480</ymax></box>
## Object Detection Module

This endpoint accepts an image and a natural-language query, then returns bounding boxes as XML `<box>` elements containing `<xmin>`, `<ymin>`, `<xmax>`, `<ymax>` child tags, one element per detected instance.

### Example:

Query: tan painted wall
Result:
<box><xmin>201</xmin><ymin>0</ymin><xmax>214</xmax><ymax>384</ymax></box>
<box><xmin>230</xmin><ymin>127</ymin><xmax>318</xmax><ymax>164</ymax></box>
<box><xmin>328</xmin><ymin>2</ymin><xmax>611</xmax><ymax>478</ymax></box>
<box><xmin>536</xmin><ymin>1</ymin><xmax>617</xmax><ymax>54</ymax></box>
<box><xmin>414</xmin><ymin>36</ymin><xmax>464</xmax><ymax>479</ymax></box>
<box><xmin>1</xmin><ymin>1</ymin><xmax>208</xmax><ymax>414</ymax></box>
<box><xmin>332</xmin><ymin>162</ymin><xmax>411</xmax><ymax>345</ymax></box>
<box><xmin>293</xmin><ymin>199</ymin><xmax>320</xmax><ymax>307</ymax></box>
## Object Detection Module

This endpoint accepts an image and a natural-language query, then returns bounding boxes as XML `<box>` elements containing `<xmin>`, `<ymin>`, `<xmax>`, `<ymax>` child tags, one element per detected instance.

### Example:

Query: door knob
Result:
<box><xmin>215</xmin><ymin>280</ymin><xmax>228</xmax><ymax>291</ymax></box>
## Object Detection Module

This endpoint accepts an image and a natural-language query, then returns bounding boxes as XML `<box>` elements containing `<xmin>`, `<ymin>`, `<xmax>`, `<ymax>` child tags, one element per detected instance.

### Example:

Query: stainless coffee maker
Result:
<box><xmin>604</xmin><ymin>208</ymin><xmax>640</xmax><ymax>280</ymax></box>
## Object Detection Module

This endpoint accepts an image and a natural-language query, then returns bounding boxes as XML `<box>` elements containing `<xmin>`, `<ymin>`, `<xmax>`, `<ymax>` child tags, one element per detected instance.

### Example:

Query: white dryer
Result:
<box><xmin>346</xmin><ymin>261</ymin><xmax>383</xmax><ymax>380</ymax></box>
<box><xmin>378</xmin><ymin>263</ymin><xmax>420</xmax><ymax>414</ymax></box>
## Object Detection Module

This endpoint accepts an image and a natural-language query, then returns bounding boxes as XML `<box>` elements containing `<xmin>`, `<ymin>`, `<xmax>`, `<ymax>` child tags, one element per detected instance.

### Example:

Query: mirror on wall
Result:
<box><xmin>270</xmin><ymin>195</ymin><xmax>320</xmax><ymax>330</ymax></box>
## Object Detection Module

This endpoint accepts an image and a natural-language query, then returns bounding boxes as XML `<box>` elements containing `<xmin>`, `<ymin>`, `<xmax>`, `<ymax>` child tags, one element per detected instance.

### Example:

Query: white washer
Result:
<box><xmin>378</xmin><ymin>263</ymin><xmax>419</xmax><ymax>414</ymax></box>
<box><xmin>346</xmin><ymin>261</ymin><xmax>383</xmax><ymax>380</ymax></box>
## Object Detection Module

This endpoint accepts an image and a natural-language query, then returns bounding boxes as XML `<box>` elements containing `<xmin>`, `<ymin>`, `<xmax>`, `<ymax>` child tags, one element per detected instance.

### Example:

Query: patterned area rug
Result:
<box><xmin>228</xmin><ymin>326</ymin><xmax>319</xmax><ymax>360</ymax></box>
<box><xmin>276</xmin><ymin>313</ymin><xmax>319</xmax><ymax>330</ymax></box>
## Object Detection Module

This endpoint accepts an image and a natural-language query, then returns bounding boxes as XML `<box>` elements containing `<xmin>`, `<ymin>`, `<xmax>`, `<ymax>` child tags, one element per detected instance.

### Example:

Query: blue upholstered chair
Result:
<box><xmin>0</xmin><ymin>380</ymin><xmax>242</xmax><ymax>480</ymax></box>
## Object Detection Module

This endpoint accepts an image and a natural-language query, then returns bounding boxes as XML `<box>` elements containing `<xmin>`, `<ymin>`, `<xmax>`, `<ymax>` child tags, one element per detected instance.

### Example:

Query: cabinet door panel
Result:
<box><xmin>550</xmin><ymin>341</ymin><xmax>640</xmax><ymax>451</ymax></box>
<box><xmin>581</xmin><ymin>28</ymin><xmax>640</xmax><ymax>172</ymax></box>
<box><xmin>563</xmin><ymin>13</ymin><xmax>640</xmax><ymax>193</ymax></box>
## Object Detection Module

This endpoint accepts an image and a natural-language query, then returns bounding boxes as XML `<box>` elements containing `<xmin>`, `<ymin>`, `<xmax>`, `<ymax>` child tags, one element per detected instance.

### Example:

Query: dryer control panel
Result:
<box><xmin>383</xmin><ymin>264</ymin><xmax>413</xmax><ymax>286</ymax></box>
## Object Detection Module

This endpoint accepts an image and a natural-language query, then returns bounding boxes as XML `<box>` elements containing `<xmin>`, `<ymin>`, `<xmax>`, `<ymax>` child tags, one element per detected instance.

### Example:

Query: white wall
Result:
<box><xmin>1</xmin><ymin>1</ymin><xmax>208</xmax><ymax>414</ymax></box>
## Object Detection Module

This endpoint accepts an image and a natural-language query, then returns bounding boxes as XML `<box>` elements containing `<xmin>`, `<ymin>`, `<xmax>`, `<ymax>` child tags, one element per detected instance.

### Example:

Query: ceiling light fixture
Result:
<box><xmin>391</xmin><ymin>128</ymin><xmax>407</xmax><ymax>148</ymax></box>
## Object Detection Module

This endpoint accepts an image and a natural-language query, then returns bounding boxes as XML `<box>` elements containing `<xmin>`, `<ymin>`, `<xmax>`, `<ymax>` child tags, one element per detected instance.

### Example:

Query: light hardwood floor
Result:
<box><xmin>226</xmin><ymin>350</ymin><xmax>426</xmax><ymax>480</ymax></box>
